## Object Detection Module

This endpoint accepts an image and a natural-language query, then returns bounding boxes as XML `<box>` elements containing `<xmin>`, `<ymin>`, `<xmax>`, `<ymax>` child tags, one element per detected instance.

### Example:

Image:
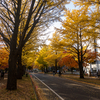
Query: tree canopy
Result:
<box><xmin>0</xmin><ymin>0</ymin><xmax>69</xmax><ymax>90</ymax></box>
<box><xmin>49</xmin><ymin>6</ymin><xmax>99</xmax><ymax>78</ymax></box>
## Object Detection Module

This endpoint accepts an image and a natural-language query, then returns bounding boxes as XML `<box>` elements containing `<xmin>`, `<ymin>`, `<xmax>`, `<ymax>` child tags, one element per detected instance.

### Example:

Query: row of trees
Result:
<box><xmin>33</xmin><ymin>1</ymin><xmax>100</xmax><ymax>78</ymax></box>
<box><xmin>0</xmin><ymin>0</ymin><xmax>100</xmax><ymax>90</ymax></box>
<box><xmin>0</xmin><ymin>0</ymin><xmax>69</xmax><ymax>90</ymax></box>
<box><xmin>50</xmin><ymin>1</ymin><xmax>100</xmax><ymax>78</ymax></box>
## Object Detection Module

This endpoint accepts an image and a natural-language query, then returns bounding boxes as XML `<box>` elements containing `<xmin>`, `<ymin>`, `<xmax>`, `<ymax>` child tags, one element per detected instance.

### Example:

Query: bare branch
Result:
<box><xmin>0</xmin><ymin>16</ymin><xmax>14</xmax><ymax>33</ymax></box>
<box><xmin>20</xmin><ymin>0</ymin><xmax>36</xmax><ymax>42</ymax></box>
<box><xmin>20</xmin><ymin>1</ymin><xmax>28</xmax><ymax>20</ymax></box>
<box><xmin>0</xmin><ymin>31</ymin><xmax>10</xmax><ymax>46</ymax></box>
<box><xmin>1</xmin><ymin>3</ymin><xmax>15</xmax><ymax>18</ymax></box>
<box><xmin>2</xmin><ymin>22</ymin><xmax>12</xmax><ymax>39</ymax></box>
<box><xmin>0</xmin><ymin>9</ymin><xmax>15</xmax><ymax>24</ymax></box>
<box><xmin>32</xmin><ymin>0</ymin><xmax>41</xmax><ymax>14</ymax></box>
<box><xmin>23</xmin><ymin>3</ymin><xmax>46</xmax><ymax>46</ymax></box>
<box><xmin>34</xmin><ymin>2</ymin><xmax>43</xmax><ymax>21</ymax></box>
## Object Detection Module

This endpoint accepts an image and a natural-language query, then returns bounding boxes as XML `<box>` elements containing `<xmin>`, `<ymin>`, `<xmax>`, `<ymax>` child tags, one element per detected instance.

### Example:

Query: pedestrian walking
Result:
<box><xmin>53</xmin><ymin>70</ymin><xmax>55</xmax><ymax>76</ymax></box>
<box><xmin>25</xmin><ymin>71</ymin><xmax>28</xmax><ymax>77</ymax></box>
<box><xmin>59</xmin><ymin>70</ymin><xmax>62</xmax><ymax>77</ymax></box>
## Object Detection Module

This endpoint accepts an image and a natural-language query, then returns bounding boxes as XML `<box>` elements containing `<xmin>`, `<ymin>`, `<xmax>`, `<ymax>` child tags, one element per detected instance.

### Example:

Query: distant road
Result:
<box><xmin>31</xmin><ymin>73</ymin><xmax>100</xmax><ymax>100</ymax></box>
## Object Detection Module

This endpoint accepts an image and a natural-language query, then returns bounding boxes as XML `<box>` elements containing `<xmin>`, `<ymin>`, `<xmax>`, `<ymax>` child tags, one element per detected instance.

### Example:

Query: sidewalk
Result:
<box><xmin>43</xmin><ymin>72</ymin><xmax>100</xmax><ymax>88</ymax></box>
<box><xmin>63</xmin><ymin>73</ymin><xmax>99</xmax><ymax>79</ymax></box>
<box><xmin>46</xmin><ymin>71</ymin><xmax>99</xmax><ymax>79</ymax></box>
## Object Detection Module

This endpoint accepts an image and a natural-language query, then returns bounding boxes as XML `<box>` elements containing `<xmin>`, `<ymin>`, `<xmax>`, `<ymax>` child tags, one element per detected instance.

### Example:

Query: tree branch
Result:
<box><xmin>0</xmin><ymin>16</ymin><xmax>14</xmax><ymax>33</ymax></box>
<box><xmin>0</xmin><ymin>10</ymin><xmax>15</xmax><ymax>24</ymax></box>
<box><xmin>0</xmin><ymin>31</ymin><xmax>10</xmax><ymax>46</ymax></box>
<box><xmin>1</xmin><ymin>3</ymin><xmax>15</xmax><ymax>18</ymax></box>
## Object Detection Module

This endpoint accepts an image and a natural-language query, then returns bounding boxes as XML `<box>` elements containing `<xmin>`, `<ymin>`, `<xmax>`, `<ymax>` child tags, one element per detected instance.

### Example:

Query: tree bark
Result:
<box><xmin>6</xmin><ymin>0</ymin><xmax>21</xmax><ymax>90</ymax></box>
<box><xmin>7</xmin><ymin>53</ymin><xmax>17</xmax><ymax>90</ymax></box>
<box><xmin>22</xmin><ymin>65</ymin><xmax>26</xmax><ymax>76</ymax></box>
<box><xmin>55</xmin><ymin>59</ymin><xmax>57</xmax><ymax>73</ymax></box>
<box><xmin>79</xmin><ymin>62</ymin><xmax>84</xmax><ymax>78</ymax></box>
<box><xmin>17</xmin><ymin>50</ymin><xmax>23</xmax><ymax>79</ymax></box>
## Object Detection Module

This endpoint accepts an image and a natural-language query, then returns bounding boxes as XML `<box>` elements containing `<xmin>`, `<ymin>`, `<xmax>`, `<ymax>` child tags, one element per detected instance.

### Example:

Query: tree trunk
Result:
<box><xmin>79</xmin><ymin>62</ymin><xmax>84</xmax><ymax>78</ymax></box>
<box><xmin>22</xmin><ymin>65</ymin><xmax>26</xmax><ymax>76</ymax></box>
<box><xmin>55</xmin><ymin>59</ymin><xmax>57</xmax><ymax>73</ymax></box>
<box><xmin>17</xmin><ymin>64</ymin><xmax>23</xmax><ymax>79</ymax></box>
<box><xmin>79</xmin><ymin>27</ymin><xmax>84</xmax><ymax>78</ymax></box>
<box><xmin>7</xmin><ymin>54</ymin><xmax>17</xmax><ymax>90</ymax></box>
<box><xmin>17</xmin><ymin>50</ymin><xmax>23</xmax><ymax>79</ymax></box>
<box><xmin>6</xmin><ymin>0</ymin><xmax>21</xmax><ymax>90</ymax></box>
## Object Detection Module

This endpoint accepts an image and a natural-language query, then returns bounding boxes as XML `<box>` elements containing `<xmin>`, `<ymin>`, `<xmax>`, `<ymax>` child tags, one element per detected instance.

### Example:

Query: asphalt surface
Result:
<box><xmin>31</xmin><ymin>73</ymin><xmax>100</xmax><ymax>100</ymax></box>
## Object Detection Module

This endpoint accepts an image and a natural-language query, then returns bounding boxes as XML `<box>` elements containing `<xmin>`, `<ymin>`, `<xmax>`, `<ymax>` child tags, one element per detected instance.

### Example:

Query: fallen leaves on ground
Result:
<box><xmin>62</xmin><ymin>74</ymin><xmax>100</xmax><ymax>86</ymax></box>
<box><xmin>0</xmin><ymin>75</ymin><xmax>36</xmax><ymax>100</ymax></box>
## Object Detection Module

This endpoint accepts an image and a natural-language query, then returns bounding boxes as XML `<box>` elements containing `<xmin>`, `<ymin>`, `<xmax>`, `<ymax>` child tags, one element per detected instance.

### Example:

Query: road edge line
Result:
<box><xmin>33</xmin><ymin>74</ymin><xmax>64</xmax><ymax>100</ymax></box>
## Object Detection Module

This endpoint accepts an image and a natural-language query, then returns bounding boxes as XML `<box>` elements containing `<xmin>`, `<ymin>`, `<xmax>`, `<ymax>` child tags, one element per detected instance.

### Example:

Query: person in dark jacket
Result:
<box><xmin>59</xmin><ymin>70</ymin><xmax>62</xmax><ymax>77</ymax></box>
<box><xmin>53</xmin><ymin>70</ymin><xmax>55</xmax><ymax>76</ymax></box>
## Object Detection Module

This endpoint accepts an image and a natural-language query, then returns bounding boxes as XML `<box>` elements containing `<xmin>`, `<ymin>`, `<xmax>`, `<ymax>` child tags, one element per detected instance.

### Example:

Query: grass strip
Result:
<box><xmin>46</xmin><ymin>72</ymin><xmax>100</xmax><ymax>86</ymax></box>
<box><xmin>62</xmin><ymin>74</ymin><xmax>100</xmax><ymax>86</ymax></box>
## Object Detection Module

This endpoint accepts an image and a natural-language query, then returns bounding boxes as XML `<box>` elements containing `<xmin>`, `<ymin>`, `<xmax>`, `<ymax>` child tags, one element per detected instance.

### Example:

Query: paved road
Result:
<box><xmin>31</xmin><ymin>73</ymin><xmax>100</xmax><ymax>100</ymax></box>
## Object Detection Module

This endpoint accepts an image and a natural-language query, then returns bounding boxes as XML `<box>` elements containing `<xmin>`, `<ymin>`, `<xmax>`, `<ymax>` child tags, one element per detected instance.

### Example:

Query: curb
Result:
<box><xmin>29</xmin><ymin>74</ymin><xmax>42</xmax><ymax>100</ymax></box>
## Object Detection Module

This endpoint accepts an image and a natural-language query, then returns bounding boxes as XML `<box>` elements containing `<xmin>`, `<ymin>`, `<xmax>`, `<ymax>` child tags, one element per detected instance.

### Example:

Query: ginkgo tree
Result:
<box><xmin>53</xmin><ymin>7</ymin><xmax>99</xmax><ymax>78</ymax></box>
<box><xmin>73</xmin><ymin>0</ymin><xmax>100</xmax><ymax>7</ymax></box>
<box><xmin>0</xmin><ymin>0</ymin><xmax>69</xmax><ymax>90</ymax></box>
<box><xmin>44</xmin><ymin>47</ymin><xmax>58</xmax><ymax>68</ymax></box>
<box><xmin>44</xmin><ymin>47</ymin><xmax>60</xmax><ymax>72</ymax></box>
<box><xmin>34</xmin><ymin>44</ymin><xmax>63</xmax><ymax>72</ymax></box>
<box><xmin>17</xmin><ymin>27</ymin><xmax>41</xmax><ymax>79</ymax></box>
<box><xmin>34</xmin><ymin>46</ymin><xmax>48</xmax><ymax>72</ymax></box>
<box><xmin>73</xmin><ymin>0</ymin><xmax>100</xmax><ymax>73</ymax></box>
<box><xmin>46</xmin><ymin>32</ymin><xmax>63</xmax><ymax>73</ymax></box>
<box><xmin>22</xmin><ymin>50</ymin><xmax>36</xmax><ymax>67</ymax></box>
<box><xmin>22</xmin><ymin>34</ymin><xmax>40</xmax><ymax>68</ymax></box>
<box><xmin>73</xmin><ymin>0</ymin><xmax>100</xmax><ymax>48</ymax></box>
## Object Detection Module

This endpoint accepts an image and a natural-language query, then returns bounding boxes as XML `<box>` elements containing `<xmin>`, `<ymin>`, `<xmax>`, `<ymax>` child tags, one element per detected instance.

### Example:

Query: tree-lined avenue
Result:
<box><xmin>31</xmin><ymin>73</ymin><xmax>100</xmax><ymax>100</ymax></box>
